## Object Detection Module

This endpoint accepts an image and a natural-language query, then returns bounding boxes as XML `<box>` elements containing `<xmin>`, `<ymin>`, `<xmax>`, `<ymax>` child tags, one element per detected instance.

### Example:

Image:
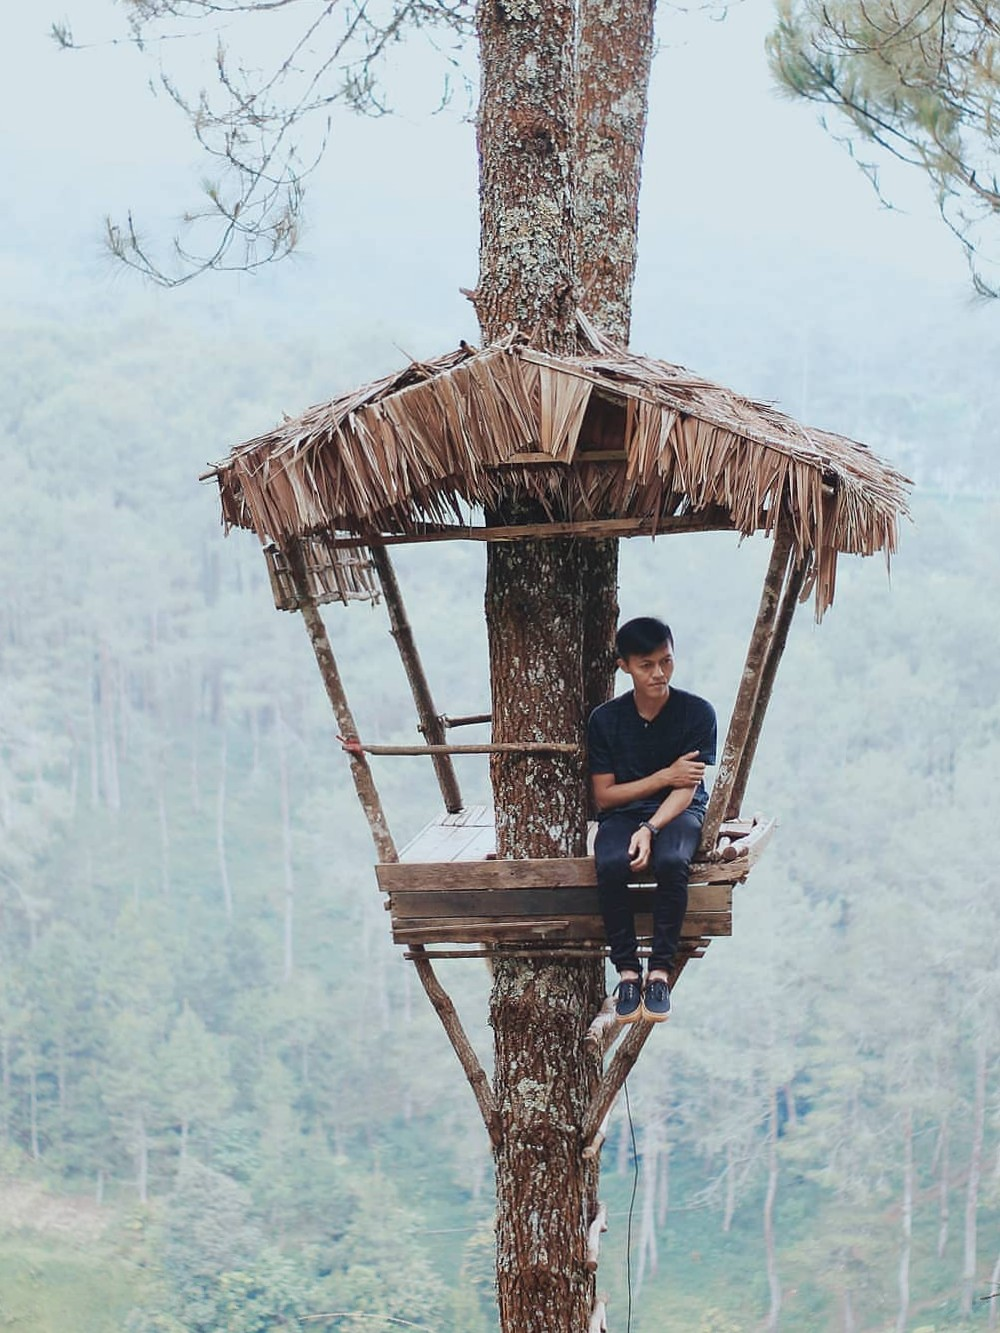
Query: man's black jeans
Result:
<box><xmin>594</xmin><ymin>807</ymin><xmax>703</xmax><ymax>975</ymax></box>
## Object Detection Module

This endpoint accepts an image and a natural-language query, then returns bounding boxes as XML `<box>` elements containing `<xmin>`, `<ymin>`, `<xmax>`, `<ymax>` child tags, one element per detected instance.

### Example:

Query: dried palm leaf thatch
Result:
<box><xmin>208</xmin><ymin>324</ymin><xmax>909</xmax><ymax>618</ymax></box>
<box><xmin>264</xmin><ymin>537</ymin><xmax>379</xmax><ymax>612</ymax></box>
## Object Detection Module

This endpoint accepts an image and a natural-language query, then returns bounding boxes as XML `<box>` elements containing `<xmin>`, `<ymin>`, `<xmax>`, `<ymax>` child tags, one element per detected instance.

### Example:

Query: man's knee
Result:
<box><xmin>653</xmin><ymin>844</ymin><xmax>691</xmax><ymax>884</ymax></box>
<box><xmin>596</xmin><ymin>846</ymin><xmax>633</xmax><ymax>885</ymax></box>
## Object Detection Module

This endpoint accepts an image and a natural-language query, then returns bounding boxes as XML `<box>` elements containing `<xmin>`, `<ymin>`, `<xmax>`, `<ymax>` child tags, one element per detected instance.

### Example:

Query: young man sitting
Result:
<box><xmin>587</xmin><ymin>617</ymin><xmax>716</xmax><ymax>1022</ymax></box>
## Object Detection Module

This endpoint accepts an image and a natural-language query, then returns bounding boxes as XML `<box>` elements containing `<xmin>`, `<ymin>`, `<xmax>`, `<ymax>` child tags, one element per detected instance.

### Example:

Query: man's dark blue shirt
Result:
<box><xmin>587</xmin><ymin>687</ymin><xmax>717</xmax><ymax>821</ymax></box>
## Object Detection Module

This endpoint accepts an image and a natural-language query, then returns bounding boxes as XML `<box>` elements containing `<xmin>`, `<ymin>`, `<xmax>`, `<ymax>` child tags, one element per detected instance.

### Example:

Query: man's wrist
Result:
<box><xmin>640</xmin><ymin>819</ymin><xmax>658</xmax><ymax>838</ymax></box>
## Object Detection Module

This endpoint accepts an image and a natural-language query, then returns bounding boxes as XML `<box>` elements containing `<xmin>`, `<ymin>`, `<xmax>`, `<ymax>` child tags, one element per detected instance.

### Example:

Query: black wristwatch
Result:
<box><xmin>640</xmin><ymin>819</ymin><xmax>658</xmax><ymax>837</ymax></box>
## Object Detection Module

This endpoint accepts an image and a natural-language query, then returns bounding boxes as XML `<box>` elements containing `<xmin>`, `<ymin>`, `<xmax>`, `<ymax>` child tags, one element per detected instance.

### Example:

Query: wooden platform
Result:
<box><xmin>376</xmin><ymin>806</ymin><xmax>774</xmax><ymax>958</ymax></box>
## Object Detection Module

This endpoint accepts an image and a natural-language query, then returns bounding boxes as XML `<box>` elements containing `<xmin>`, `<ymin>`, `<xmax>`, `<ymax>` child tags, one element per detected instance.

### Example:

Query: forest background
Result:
<box><xmin>2</xmin><ymin>1</ymin><xmax>1000</xmax><ymax>1330</ymax></box>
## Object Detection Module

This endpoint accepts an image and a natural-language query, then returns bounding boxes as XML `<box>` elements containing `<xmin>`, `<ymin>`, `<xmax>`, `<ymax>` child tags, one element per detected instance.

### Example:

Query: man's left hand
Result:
<box><xmin>628</xmin><ymin>826</ymin><xmax>653</xmax><ymax>872</ymax></box>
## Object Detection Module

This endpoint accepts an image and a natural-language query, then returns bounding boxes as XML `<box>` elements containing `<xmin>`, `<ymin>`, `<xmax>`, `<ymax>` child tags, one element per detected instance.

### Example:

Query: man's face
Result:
<box><xmin>618</xmin><ymin>641</ymin><xmax>675</xmax><ymax>705</ymax></box>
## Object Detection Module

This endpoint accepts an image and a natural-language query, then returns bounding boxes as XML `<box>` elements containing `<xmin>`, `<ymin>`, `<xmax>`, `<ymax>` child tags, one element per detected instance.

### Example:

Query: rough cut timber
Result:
<box><xmin>374</xmin><ymin>806</ymin><xmax>774</xmax><ymax>951</ymax></box>
<box><xmin>207</xmin><ymin>319</ymin><xmax>911</xmax><ymax>618</ymax></box>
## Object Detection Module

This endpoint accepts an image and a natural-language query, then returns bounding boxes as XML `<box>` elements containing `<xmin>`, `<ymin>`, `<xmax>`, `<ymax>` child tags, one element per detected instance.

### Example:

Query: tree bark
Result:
<box><xmin>476</xmin><ymin>1</ymin><xmax>578</xmax><ymax>350</ymax></box>
<box><xmin>576</xmin><ymin>0</ymin><xmax>654</xmax><ymax>343</ymax></box>
<box><xmin>476</xmin><ymin>3</ymin><xmax>655</xmax><ymax>1329</ymax></box>
<box><xmin>486</xmin><ymin>535</ymin><xmax>605</xmax><ymax>1332</ymax></box>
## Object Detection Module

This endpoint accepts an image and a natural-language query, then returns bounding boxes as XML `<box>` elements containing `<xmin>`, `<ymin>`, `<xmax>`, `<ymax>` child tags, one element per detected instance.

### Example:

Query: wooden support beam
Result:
<box><xmin>583</xmin><ymin>957</ymin><xmax>692</xmax><ymax>1141</ymax></box>
<box><xmin>361</xmin><ymin>741</ymin><xmax>578</xmax><ymax>756</ymax></box>
<box><xmin>727</xmin><ymin>555</ymin><xmax>807</xmax><ymax>819</ymax></box>
<box><xmin>376</xmin><ymin>858</ymin><xmax>748</xmax><ymax>894</ymax></box>
<box><xmin>699</xmin><ymin>517</ymin><xmax>793</xmax><ymax>854</ymax></box>
<box><xmin>586</xmin><ymin>1202</ymin><xmax>609</xmax><ymax>1271</ymax></box>
<box><xmin>287</xmin><ymin>543</ymin><xmax>397</xmax><ymax>865</ymax></box>
<box><xmin>391</xmin><ymin>915</ymin><xmax>732</xmax><ymax>945</ymax></box>
<box><xmin>582</xmin><ymin>1021</ymin><xmax>655</xmax><ymax>1143</ymax></box>
<box><xmin>368</xmin><ymin>546</ymin><xmax>463</xmax><ymax>815</ymax></box>
<box><xmin>330</xmin><ymin>512</ymin><xmax>734</xmax><ymax>548</ymax></box>
<box><xmin>408</xmin><ymin>947</ymin><xmax>500</xmax><ymax>1149</ymax></box>
<box><xmin>286</xmin><ymin>545</ymin><xmax>498</xmax><ymax>1145</ymax></box>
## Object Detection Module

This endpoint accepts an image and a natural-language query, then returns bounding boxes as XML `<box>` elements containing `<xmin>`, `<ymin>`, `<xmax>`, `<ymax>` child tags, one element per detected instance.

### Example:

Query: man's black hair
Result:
<box><xmin>615</xmin><ymin>617</ymin><xmax>674</xmax><ymax>660</ymax></box>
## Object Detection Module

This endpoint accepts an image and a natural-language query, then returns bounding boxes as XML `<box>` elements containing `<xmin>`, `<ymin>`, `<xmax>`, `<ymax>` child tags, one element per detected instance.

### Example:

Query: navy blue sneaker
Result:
<box><xmin>642</xmin><ymin>977</ymin><xmax>671</xmax><ymax>1022</ymax></box>
<box><xmin>614</xmin><ymin>976</ymin><xmax>643</xmax><ymax>1023</ymax></box>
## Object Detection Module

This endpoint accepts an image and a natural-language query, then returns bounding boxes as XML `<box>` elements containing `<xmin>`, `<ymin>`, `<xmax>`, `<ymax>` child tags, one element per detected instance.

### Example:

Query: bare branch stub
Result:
<box><xmin>71</xmin><ymin>1</ymin><xmax>475</xmax><ymax>284</ymax></box>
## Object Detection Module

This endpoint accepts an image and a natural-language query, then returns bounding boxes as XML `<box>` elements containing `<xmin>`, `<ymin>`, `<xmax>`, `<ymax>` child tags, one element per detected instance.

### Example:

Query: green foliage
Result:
<box><xmin>2</xmin><ymin>308</ymin><xmax>1000</xmax><ymax>1330</ymax></box>
<box><xmin>769</xmin><ymin>0</ymin><xmax>1000</xmax><ymax>292</ymax></box>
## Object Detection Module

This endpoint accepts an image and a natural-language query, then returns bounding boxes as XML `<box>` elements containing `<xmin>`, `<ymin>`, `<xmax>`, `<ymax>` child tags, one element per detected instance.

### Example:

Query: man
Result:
<box><xmin>587</xmin><ymin>617</ymin><xmax>716</xmax><ymax>1022</ymax></box>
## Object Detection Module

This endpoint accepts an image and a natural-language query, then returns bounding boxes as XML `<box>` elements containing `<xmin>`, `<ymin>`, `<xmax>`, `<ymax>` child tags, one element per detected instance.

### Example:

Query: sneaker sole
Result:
<box><xmin>616</xmin><ymin>1007</ymin><xmax>643</xmax><ymax>1024</ymax></box>
<box><xmin>641</xmin><ymin>1005</ymin><xmax>670</xmax><ymax>1023</ymax></box>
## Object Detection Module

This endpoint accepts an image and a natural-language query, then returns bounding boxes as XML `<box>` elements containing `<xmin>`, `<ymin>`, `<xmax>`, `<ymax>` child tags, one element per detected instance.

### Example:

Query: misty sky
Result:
<box><xmin>1</xmin><ymin>2</ymin><xmax>989</xmax><ymax>409</ymax></box>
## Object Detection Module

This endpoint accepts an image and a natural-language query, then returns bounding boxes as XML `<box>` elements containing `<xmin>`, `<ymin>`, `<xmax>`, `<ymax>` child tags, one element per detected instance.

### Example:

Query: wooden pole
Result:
<box><xmin>408</xmin><ymin>946</ymin><xmax>501</xmax><ymax>1148</ymax></box>
<box><xmin>369</xmin><ymin>546</ymin><xmax>464</xmax><ymax>814</ymax></box>
<box><xmin>287</xmin><ymin>545</ymin><xmax>397</xmax><ymax>865</ymax></box>
<box><xmin>582</xmin><ymin>1022</ymin><xmax>655</xmax><ymax>1143</ymax></box>
<box><xmin>361</xmin><ymin>741</ymin><xmax>577</xmax><ymax>756</ymax></box>
<box><xmin>286</xmin><ymin>544</ymin><xmax>499</xmax><ymax>1142</ymax></box>
<box><xmin>582</xmin><ymin>957</ymin><xmax>692</xmax><ymax>1142</ymax></box>
<box><xmin>726</xmin><ymin>554</ymin><xmax>807</xmax><ymax>819</ymax></box>
<box><xmin>699</xmin><ymin>517</ymin><xmax>794</xmax><ymax>855</ymax></box>
<box><xmin>441</xmin><ymin>713</ymin><xmax>492</xmax><ymax>729</ymax></box>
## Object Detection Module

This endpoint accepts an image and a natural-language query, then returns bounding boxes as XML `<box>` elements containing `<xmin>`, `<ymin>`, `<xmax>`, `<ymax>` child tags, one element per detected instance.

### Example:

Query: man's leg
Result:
<box><xmin>645</xmin><ymin>809</ymin><xmax>703</xmax><ymax>1019</ymax></box>
<box><xmin>595</xmin><ymin>814</ymin><xmax>643</xmax><ymax>1019</ymax></box>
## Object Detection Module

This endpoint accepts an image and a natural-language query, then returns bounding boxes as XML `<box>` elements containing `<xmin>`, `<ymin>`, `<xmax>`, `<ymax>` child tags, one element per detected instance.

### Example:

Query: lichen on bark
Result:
<box><xmin>475</xmin><ymin>3</ymin><xmax>656</xmax><ymax>1329</ymax></box>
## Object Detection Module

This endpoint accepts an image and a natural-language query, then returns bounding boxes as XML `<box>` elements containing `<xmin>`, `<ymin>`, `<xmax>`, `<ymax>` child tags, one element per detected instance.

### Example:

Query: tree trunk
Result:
<box><xmin>657</xmin><ymin>1110</ymin><xmax>671</xmax><ymax>1230</ymax></box>
<box><xmin>1</xmin><ymin>1031</ymin><xmax>10</xmax><ymax>1145</ymax></box>
<box><xmin>960</xmin><ymin>1037</ymin><xmax>987</xmax><ymax>1317</ymax></box>
<box><xmin>936</xmin><ymin>1114</ymin><xmax>950</xmax><ymax>1258</ymax></box>
<box><xmin>137</xmin><ymin>1110</ymin><xmax>149</xmax><ymax>1204</ymax></box>
<box><xmin>276</xmin><ymin>704</ymin><xmax>295</xmax><ymax>983</ymax></box>
<box><xmin>723</xmin><ymin>1137</ymin><xmax>737</xmax><ymax>1234</ymax></box>
<box><xmin>988</xmin><ymin>1245</ymin><xmax>1000</xmax><ymax>1331</ymax></box>
<box><xmin>764</xmin><ymin>1085</ymin><xmax>782</xmax><ymax>1331</ymax></box>
<box><xmin>896</xmin><ymin>1103</ymin><xmax>913</xmax><ymax>1333</ymax></box>
<box><xmin>576</xmin><ymin>0</ymin><xmax>654</xmax><ymax>343</ymax></box>
<box><xmin>157</xmin><ymin>779</ymin><xmax>171</xmax><ymax>898</ymax></box>
<box><xmin>486</xmin><ymin>537</ymin><xmax>605</xmax><ymax>1332</ymax></box>
<box><xmin>475</xmin><ymin>3</ymin><xmax>655</xmax><ymax>1328</ymax></box>
<box><xmin>636</xmin><ymin>1117</ymin><xmax>661</xmax><ymax>1291</ymax></box>
<box><xmin>217</xmin><ymin>729</ymin><xmax>233</xmax><ymax>921</ymax></box>
<box><xmin>28</xmin><ymin>1053</ymin><xmax>40</xmax><ymax>1161</ymax></box>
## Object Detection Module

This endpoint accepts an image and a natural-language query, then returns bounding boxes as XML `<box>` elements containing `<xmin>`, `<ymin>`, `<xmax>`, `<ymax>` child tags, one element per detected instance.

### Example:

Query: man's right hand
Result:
<box><xmin>662</xmin><ymin>751</ymin><xmax>705</xmax><ymax>788</ymax></box>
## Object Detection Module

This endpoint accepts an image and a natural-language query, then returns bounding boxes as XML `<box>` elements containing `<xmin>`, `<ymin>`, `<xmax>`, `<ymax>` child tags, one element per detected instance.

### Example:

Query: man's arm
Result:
<box><xmin>591</xmin><ymin>752</ymin><xmax>706</xmax><ymax>813</ymax></box>
<box><xmin>626</xmin><ymin>784</ymin><xmax>697</xmax><ymax>872</ymax></box>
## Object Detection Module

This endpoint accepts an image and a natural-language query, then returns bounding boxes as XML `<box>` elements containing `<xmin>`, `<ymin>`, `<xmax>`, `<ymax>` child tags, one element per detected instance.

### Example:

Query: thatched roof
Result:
<box><xmin>209</xmin><ymin>323</ymin><xmax>909</xmax><ymax>616</ymax></box>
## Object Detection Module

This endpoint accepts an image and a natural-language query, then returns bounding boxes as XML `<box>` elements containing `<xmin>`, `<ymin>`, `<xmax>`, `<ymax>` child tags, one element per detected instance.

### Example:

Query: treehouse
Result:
<box><xmin>207</xmin><ymin>316</ymin><xmax>908</xmax><ymax>1094</ymax></box>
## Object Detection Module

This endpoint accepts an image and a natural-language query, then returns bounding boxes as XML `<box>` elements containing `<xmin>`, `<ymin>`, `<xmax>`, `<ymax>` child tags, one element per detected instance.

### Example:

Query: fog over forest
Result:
<box><xmin>2</xmin><ymin>3</ymin><xmax>999</xmax><ymax>1331</ymax></box>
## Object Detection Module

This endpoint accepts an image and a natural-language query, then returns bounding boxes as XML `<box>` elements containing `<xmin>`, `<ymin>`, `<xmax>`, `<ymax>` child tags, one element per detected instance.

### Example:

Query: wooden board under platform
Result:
<box><xmin>377</xmin><ymin>806</ymin><xmax>774</xmax><ymax>957</ymax></box>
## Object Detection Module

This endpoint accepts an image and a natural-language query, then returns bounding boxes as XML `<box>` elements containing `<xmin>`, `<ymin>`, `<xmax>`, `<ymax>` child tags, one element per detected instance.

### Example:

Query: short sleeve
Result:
<box><xmin>693</xmin><ymin>701</ymin><xmax>717</xmax><ymax>766</ymax></box>
<box><xmin>587</xmin><ymin>706</ymin><xmax>614</xmax><ymax>775</ymax></box>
